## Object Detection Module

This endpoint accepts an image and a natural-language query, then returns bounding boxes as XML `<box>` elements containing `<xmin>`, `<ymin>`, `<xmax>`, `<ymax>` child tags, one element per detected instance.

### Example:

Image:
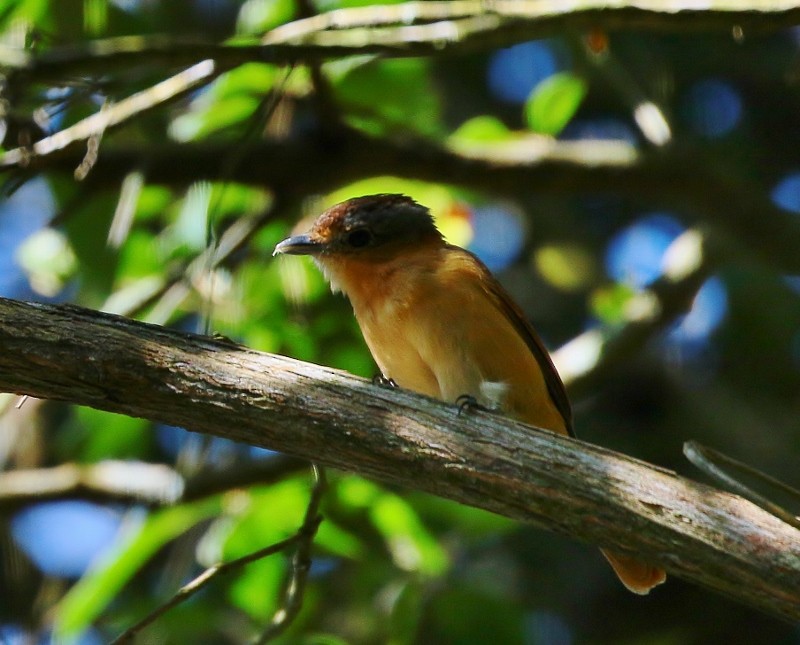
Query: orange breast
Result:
<box><xmin>323</xmin><ymin>245</ymin><xmax>568</xmax><ymax>435</ymax></box>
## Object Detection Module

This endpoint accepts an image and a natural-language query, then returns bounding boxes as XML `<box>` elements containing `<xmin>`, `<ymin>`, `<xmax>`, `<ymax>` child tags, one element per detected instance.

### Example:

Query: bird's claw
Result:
<box><xmin>456</xmin><ymin>394</ymin><xmax>490</xmax><ymax>417</ymax></box>
<box><xmin>373</xmin><ymin>374</ymin><xmax>398</xmax><ymax>389</ymax></box>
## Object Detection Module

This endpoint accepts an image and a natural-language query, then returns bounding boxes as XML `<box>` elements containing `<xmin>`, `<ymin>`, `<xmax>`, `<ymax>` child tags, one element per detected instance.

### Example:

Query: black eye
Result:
<box><xmin>347</xmin><ymin>229</ymin><xmax>372</xmax><ymax>248</ymax></box>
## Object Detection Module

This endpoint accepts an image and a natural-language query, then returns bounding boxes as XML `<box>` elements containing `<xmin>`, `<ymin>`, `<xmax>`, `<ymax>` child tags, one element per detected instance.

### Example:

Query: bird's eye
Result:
<box><xmin>346</xmin><ymin>229</ymin><xmax>372</xmax><ymax>248</ymax></box>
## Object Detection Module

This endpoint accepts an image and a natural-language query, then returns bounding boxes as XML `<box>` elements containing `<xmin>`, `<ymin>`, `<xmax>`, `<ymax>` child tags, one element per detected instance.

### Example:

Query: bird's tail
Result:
<box><xmin>601</xmin><ymin>549</ymin><xmax>667</xmax><ymax>595</ymax></box>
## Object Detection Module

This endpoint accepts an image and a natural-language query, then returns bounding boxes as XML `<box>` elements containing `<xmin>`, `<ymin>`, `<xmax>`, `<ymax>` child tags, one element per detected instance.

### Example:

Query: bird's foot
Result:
<box><xmin>372</xmin><ymin>373</ymin><xmax>398</xmax><ymax>389</ymax></box>
<box><xmin>456</xmin><ymin>394</ymin><xmax>491</xmax><ymax>417</ymax></box>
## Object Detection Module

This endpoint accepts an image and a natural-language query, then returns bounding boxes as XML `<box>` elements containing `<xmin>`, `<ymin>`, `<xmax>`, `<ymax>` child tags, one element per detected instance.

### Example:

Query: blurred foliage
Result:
<box><xmin>0</xmin><ymin>1</ymin><xmax>799</xmax><ymax>644</ymax></box>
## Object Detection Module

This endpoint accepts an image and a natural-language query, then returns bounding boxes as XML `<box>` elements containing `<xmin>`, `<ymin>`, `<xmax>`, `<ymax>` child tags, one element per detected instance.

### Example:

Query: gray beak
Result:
<box><xmin>273</xmin><ymin>234</ymin><xmax>322</xmax><ymax>257</ymax></box>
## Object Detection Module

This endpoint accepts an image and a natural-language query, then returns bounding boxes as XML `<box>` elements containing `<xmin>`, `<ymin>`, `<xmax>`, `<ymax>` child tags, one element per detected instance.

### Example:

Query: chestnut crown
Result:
<box><xmin>274</xmin><ymin>194</ymin><xmax>443</xmax><ymax>258</ymax></box>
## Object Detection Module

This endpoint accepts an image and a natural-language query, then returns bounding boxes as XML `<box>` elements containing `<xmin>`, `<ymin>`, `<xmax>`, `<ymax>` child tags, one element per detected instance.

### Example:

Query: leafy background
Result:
<box><xmin>1</xmin><ymin>0</ymin><xmax>799</xmax><ymax>643</ymax></box>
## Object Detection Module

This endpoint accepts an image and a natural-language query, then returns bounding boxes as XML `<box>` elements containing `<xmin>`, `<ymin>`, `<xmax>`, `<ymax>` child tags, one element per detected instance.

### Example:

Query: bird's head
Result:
<box><xmin>273</xmin><ymin>194</ymin><xmax>443</xmax><ymax>263</ymax></box>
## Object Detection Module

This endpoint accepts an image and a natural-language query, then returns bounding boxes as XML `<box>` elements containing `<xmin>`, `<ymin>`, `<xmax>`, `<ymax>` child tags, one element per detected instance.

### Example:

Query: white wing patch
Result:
<box><xmin>479</xmin><ymin>380</ymin><xmax>509</xmax><ymax>411</ymax></box>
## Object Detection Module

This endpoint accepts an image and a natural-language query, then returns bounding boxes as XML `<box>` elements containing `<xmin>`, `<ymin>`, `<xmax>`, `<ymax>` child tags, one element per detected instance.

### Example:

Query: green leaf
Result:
<box><xmin>63</xmin><ymin>193</ymin><xmax>120</xmax><ymax>301</ymax></box>
<box><xmin>388</xmin><ymin>581</ymin><xmax>425</xmax><ymax>645</ymax></box>
<box><xmin>71</xmin><ymin>407</ymin><xmax>152</xmax><ymax>462</ymax></box>
<box><xmin>83</xmin><ymin>0</ymin><xmax>107</xmax><ymax>35</ymax></box>
<box><xmin>223</xmin><ymin>479</ymin><xmax>310</xmax><ymax>559</ymax></box>
<box><xmin>450</xmin><ymin>116</ymin><xmax>511</xmax><ymax>144</ymax></box>
<box><xmin>334</xmin><ymin>59</ymin><xmax>442</xmax><ymax>138</ymax></box>
<box><xmin>170</xmin><ymin>94</ymin><xmax>261</xmax><ymax>142</ymax></box>
<box><xmin>524</xmin><ymin>72</ymin><xmax>588</xmax><ymax>136</ymax></box>
<box><xmin>591</xmin><ymin>283</ymin><xmax>637</xmax><ymax>325</ymax></box>
<box><xmin>169</xmin><ymin>63</ymin><xmax>277</xmax><ymax>142</ymax></box>
<box><xmin>237</xmin><ymin>0</ymin><xmax>295</xmax><ymax>34</ymax></box>
<box><xmin>227</xmin><ymin>555</ymin><xmax>286</xmax><ymax>620</ymax></box>
<box><xmin>428</xmin><ymin>587</ymin><xmax>525</xmax><ymax>645</ymax></box>
<box><xmin>54</xmin><ymin>499</ymin><xmax>222</xmax><ymax>639</ymax></box>
<box><xmin>370</xmin><ymin>494</ymin><xmax>448</xmax><ymax>577</ymax></box>
<box><xmin>15</xmin><ymin>227</ymin><xmax>77</xmax><ymax>297</ymax></box>
<box><xmin>173</xmin><ymin>182</ymin><xmax>211</xmax><ymax>252</ymax></box>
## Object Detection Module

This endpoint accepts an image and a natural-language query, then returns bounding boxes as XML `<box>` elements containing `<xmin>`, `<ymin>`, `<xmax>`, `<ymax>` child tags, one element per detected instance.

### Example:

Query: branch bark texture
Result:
<box><xmin>0</xmin><ymin>297</ymin><xmax>798</xmax><ymax>620</ymax></box>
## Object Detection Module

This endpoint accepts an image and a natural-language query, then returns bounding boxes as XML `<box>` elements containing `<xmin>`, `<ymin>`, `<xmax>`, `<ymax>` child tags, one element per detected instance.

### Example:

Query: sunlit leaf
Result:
<box><xmin>115</xmin><ymin>230</ymin><xmax>162</xmax><ymax>280</ymax></box>
<box><xmin>370</xmin><ymin>494</ymin><xmax>448</xmax><ymax>576</ymax></box>
<box><xmin>237</xmin><ymin>0</ymin><xmax>295</xmax><ymax>35</ymax></box>
<box><xmin>170</xmin><ymin>95</ymin><xmax>261</xmax><ymax>142</ymax></box>
<box><xmin>534</xmin><ymin>243</ymin><xmax>597</xmax><ymax>292</ymax></box>
<box><xmin>228</xmin><ymin>554</ymin><xmax>285</xmax><ymax>620</ymax></box>
<box><xmin>15</xmin><ymin>227</ymin><xmax>76</xmax><ymax>297</ymax></box>
<box><xmin>223</xmin><ymin>479</ymin><xmax>310</xmax><ymax>558</ymax></box>
<box><xmin>411</xmin><ymin>494</ymin><xmax>516</xmax><ymax>540</ymax></box>
<box><xmin>591</xmin><ymin>283</ymin><xmax>637</xmax><ymax>325</ymax></box>
<box><xmin>83</xmin><ymin>0</ymin><xmax>107</xmax><ymax>35</ymax></box>
<box><xmin>69</xmin><ymin>407</ymin><xmax>152</xmax><ymax>462</ymax></box>
<box><xmin>524</xmin><ymin>72</ymin><xmax>587</xmax><ymax>136</ymax></box>
<box><xmin>173</xmin><ymin>182</ymin><xmax>211</xmax><ymax>252</ymax></box>
<box><xmin>169</xmin><ymin>63</ymin><xmax>277</xmax><ymax>142</ymax></box>
<box><xmin>133</xmin><ymin>185</ymin><xmax>174</xmax><ymax>222</ymax></box>
<box><xmin>450</xmin><ymin>116</ymin><xmax>512</xmax><ymax>143</ymax></box>
<box><xmin>336</xmin><ymin>476</ymin><xmax>382</xmax><ymax>510</ymax></box>
<box><xmin>334</xmin><ymin>59</ymin><xmax>442</xmax><ymax>138</ymax></box>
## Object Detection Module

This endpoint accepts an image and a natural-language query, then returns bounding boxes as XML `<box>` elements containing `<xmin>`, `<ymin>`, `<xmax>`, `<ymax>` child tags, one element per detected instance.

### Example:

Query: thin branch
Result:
<box><xmin>4</xmin><ymin>1</ymin><xmax>800</xmax><ymax>83</ymax></box>
<box><xmin>0</xmin><ymin>297</ymin><xmax>798</xmax><ymax>620</ymax></box>
<box><xmin>109</xmin><ymin>464</ymin><xmax>323</xmax><ymax>644</ymax></box>
<box><xmin>103</xmin><ymin>196</ymin><xmax>290</xmax><ymax>321</ymax></box>
<box><xmin>0</xmin><ymin>59</ymin><xmax>218</xmax><ymax>170</ymax></box>
<box><xmin>684</xmin><ymin>441</ymin><xmax>800</xmax><ymax>530</ymax></box>
<box><xmin>256</xmin><ymin>464</ymin><xmax>327</xmax><ymax>643</ymax></box>
<box><xmin>18</xmin><ymin>125</ymin><xmax>797</xmax><ymax>277</ymax></box>
<box><xmin>0</xmin><ymin>455</ymin><xmax>307</xmax><ymax>511</ymax></box>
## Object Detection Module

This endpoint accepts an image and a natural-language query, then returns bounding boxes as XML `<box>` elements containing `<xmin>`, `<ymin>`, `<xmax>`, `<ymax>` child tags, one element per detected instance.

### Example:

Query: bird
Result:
<box><xmin>274</xmin><ymin>193</ymin><xmax>666</xmax><ymax>594</ymax></box>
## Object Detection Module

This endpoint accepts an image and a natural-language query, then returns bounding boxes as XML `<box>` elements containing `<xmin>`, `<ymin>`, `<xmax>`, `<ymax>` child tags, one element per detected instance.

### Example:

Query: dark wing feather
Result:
<box><xmin>451</xmin><ymin>245</ymin><xmax>575</xmax><ymax>437</ymax></box>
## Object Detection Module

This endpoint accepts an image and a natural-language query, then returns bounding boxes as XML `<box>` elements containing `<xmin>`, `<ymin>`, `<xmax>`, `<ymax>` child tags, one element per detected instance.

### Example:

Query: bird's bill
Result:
<box><xmin>273</xmin><ymin>234</ymin><xmax>322</xmax><ymax>257</ymax></box>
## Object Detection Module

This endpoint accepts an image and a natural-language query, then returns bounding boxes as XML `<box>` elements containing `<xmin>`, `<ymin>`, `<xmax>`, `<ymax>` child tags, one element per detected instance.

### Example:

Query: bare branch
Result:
<box><xmin>0</xmin><ymin>60</ymin><xmax>217</xmax><ymax>170</ymax></box>
<box><xmin>4</xmin><ymin>1</ymin><xmax>800</xmax><ymax>83</ymax></box>
<box><xmin>684</xmin><ymin>441</ymin><xmax>800</xmax><ymax>531</ymax></box>
<box><xmin>12</xmin><ymin>125</ymin><xmax>799</xmax><ymax>275</ymax></box>
<box><xmin>0</xmin><ymin>297</ymin><xmax>798</xmax><ymax>620</ymax></box>
<box><xmin>0</xmin><ymin>455</ymin><xmax>307</xmax><ymax>510</ymax></box>
<box><xmin>256</xmin><ymin>465</ymin><xmax>327</xmax><ymax>643</ymax></box>
<box><xmin>109</xmin><ymin>464</ymin><xmax>323</xmax><ymax>644</ymax></box>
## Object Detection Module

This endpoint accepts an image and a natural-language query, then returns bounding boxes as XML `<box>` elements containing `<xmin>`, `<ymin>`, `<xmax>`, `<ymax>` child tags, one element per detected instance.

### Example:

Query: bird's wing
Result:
<box><xmin>450</xmin><ymin>246</ymin><xmax>575</xmax><ymax>437</ymax></box>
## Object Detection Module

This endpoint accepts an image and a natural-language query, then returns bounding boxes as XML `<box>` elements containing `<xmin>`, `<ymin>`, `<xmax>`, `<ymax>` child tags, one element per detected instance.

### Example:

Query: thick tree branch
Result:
<box><xmin>0</xmin><ymin>297</ymin><xmax>798</xmax><ymax>620</ymax></box>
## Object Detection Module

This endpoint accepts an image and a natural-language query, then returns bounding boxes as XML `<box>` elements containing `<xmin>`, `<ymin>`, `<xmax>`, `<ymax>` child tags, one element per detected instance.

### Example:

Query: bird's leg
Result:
<box><xmin>372</xmin><ymin>373</ymin><xmax>398</xmax><ymax>389</ymax></box>
<box><xmin>455</xmin><ymin>394</ymin><xmax>491</xmax><ymax>416</ymax></box>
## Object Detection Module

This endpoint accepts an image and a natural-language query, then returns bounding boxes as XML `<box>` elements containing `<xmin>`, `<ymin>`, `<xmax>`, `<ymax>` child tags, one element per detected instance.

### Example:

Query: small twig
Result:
<box><xmin>0</xmin><ymin>455</ymin><xmax>307</xmax><ymax>511</ymax></box>
<box><xmin>110</xmin><ymin>464</ymin><xmax>325</xmax><ymax>644</ymax></box>
<box><xmin>111</xmin><ymin>535</ymin><xmax>302</xmax><ymax>644</ymax></box>
<box><xmin>0</xmin><ymin>59</ymin><xmax>218</xmax><ymax>169</ymax></box>
<box><xmin>684</xmin><ymin>441</ymin><xmax>800</xmax><ymax>530</ymax></box>
<box><xmin>255</xmin><ymin>464</ymin><xmax>327</xmax><ymax>643</ymax></box>
<box><xmin>294</xmin><ymin>0</ymin><xmax>341</xmax><ymax>130</ymax></box>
